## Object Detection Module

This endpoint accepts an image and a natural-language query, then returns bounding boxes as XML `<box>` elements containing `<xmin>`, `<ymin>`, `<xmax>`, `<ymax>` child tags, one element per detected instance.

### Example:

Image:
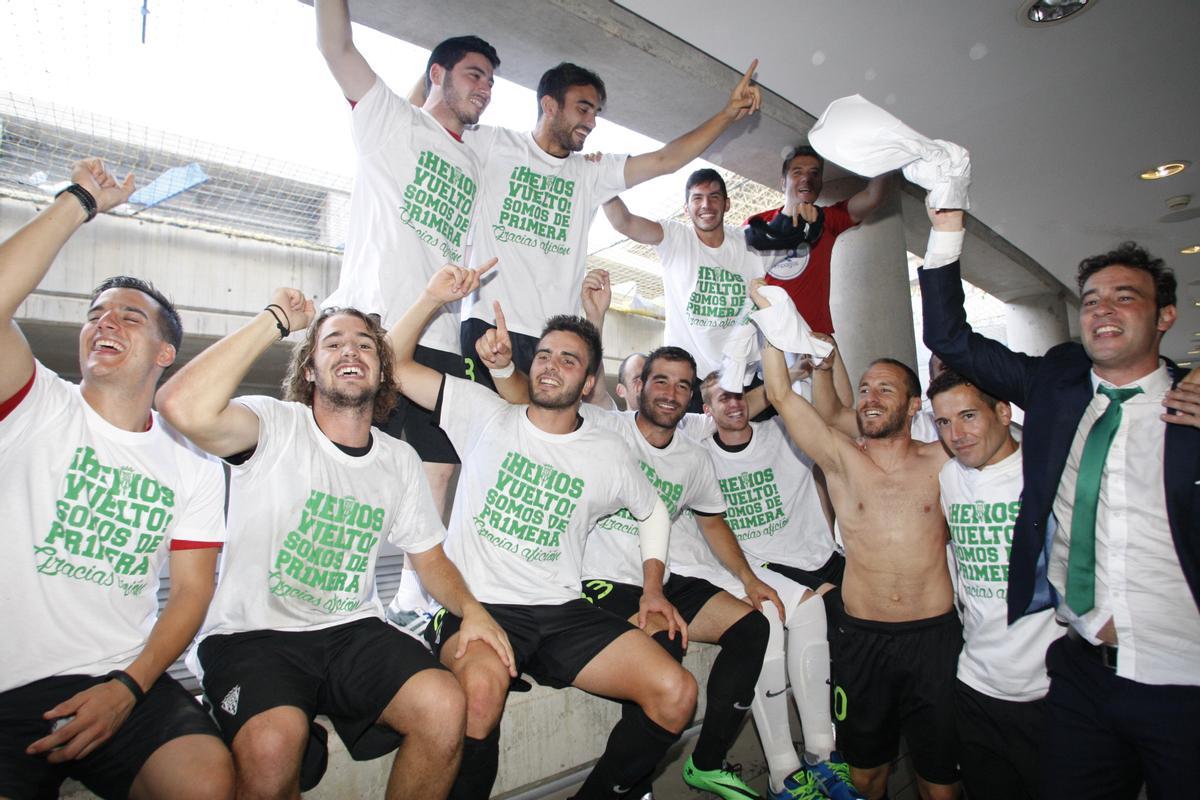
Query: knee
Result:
<box><xmin>458</xmin><ymin>666</ymin><xmax>509</xmax><ymax>733</ymax></box>
<box><xmin>720</xmin><ymin>609</ymin><xmax>770</xmax><ymax>658</ymax></box>
<box><xmin>232</xmin><ymin>715</ymin><xmax>307</xmax><ymax>793</ymax></box>
<box><xmin>389</xmin><ymin>670</ymin><xmax>467</xmax><ymax>751</ymax></box>
<box><xmin>852</xmin><ymin>765</ymin><xmax>890</xmax><ymax>800</ymax></box>
<box><xmin>647</xmin><ymin>664</ymin><xmax>697</xmax><ymax>732</ymax></box>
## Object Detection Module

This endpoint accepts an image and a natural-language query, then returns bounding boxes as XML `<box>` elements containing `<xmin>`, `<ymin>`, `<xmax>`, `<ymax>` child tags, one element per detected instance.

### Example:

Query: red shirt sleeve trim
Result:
<box><xmin>0</xmin><ymin>368</ymin><xmax>36</xmax><ymax>423</ymax></box>
<box><xmin>170</xmin><ymin>539</ymin><xmax>223</xmax><ymax>551</ymax></box>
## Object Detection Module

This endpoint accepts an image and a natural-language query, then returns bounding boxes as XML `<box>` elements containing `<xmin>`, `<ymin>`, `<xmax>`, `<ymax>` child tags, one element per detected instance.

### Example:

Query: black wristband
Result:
<box><xmin>55</xmin><ymin>183</ymin><xmax>98</xmax><ymax>223</ymax></box>
<box><xmin>264</xmin><ymin>304</ymin><xmax>290</xmax><ymax>340</ymax></box>
<box><xmin>105</xmin><ymin>670</ymin><xmax>146</xmax><ymax>705</ymax></box>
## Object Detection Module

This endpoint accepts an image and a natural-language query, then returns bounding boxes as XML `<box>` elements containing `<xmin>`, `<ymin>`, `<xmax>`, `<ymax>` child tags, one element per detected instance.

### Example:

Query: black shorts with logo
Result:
<box><xmin>0</xmin><ymin>673</ymin><xmax>220</xmax><ymax>800</ymax></box>
<box><xmin>383</xmin><ymin>344</ymin><xmax>465</xmax><ymax>464</ymax></box>
<box><xmin>580</xmin><ymin>573</ymin><xmax>723</xmax><ymax>624</ymax></box>
<box><xmin>828</xmin><ymin>597</ymin><xmax>962</xmax><ymax>785</ymax></box>
<box><xmin>765</xmin><ymin>551</ymin><xmax>846</xmax><ymax>590</ymax></box>
<box><xmin>197</xmin><ymin>617</ymin><xmax>444</xmax><ymax>761</ymax></box>
<box><xmin>425</xmin><ymin>599</ymin><xmax>635</xmax><ymax>689</ymax></box>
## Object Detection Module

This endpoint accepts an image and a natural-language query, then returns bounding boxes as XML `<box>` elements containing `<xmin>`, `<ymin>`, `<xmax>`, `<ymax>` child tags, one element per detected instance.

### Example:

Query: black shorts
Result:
<box><xmin>829</xmin><ymin>602</ymin><xmax>962</xmax><ymax>785</ymax></box>
<box><xmin>197</xmin><ymin>617</ymin><xmax>444</xmax><ymax>761</ymax></box>
<box><xmin>581</xmin><ymin>573</ymin><xmax>723</xmax><ymax>624</ymax></box>
<box><xmin>461</xmin><ymin>318</ymin><xmax>540</xmax><ymax>393</ymax></box>
<box><xmin>425</xmin><ymin>599</ymin><xmax>635</xmax><ymax>689</ymax></box>
<box><xmin>955</xmin><ymin>680</ymin><xmax>1045</xmax><ymax>800</ymax></box>
<box><xmin>383</xmin><ymin>344</ymin><xmax>465</xmax><ymax>464</ymax></box>
<box><xmin>765</xmin><ymin>551</ymin><xmax>845</xmax><ymax>590</ymax></box>
<box><xmin>0</xmin><ymin>673</ymin><xmax>221</xmax><ymax>800</ymax></box>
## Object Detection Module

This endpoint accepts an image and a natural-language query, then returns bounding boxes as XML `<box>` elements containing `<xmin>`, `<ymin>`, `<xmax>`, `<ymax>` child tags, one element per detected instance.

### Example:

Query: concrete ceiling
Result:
<box><xmin>342</xmin><ymin>0</ymin><xmax>1199</xmax><ymax>364</ymax></box>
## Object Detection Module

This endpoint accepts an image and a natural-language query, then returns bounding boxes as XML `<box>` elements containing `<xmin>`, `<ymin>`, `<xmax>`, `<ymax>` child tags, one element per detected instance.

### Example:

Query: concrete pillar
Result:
<box><xmin>824</xmin><ymin>182</ymin><xmax>916</xmax><ymax>382</ymax></box>
<box><xmin>1004</xmin><ymin>291</ymin><xmax>1071</xmax><ymax>356</ymax></box>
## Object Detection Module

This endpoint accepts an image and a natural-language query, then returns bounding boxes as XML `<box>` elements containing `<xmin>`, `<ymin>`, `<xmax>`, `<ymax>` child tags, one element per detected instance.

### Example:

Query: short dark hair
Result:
<box><xmin>926</xmin><ymin>369</ymin><xmax>999</xmax><ymax>409</ymax></box>
<box><xmin>781</xmin><ymin>144</ymin><xmax>825</xmax><ymax>177</ymax></box>
<box><xmin>617</xmin><ymin>352</ymin><xmax>646</xmax><ymax>385</ymax></box>
<box><xmin>425</xmin><ymin>35</ymin><xmax>500</xmax><ymax>93</ymax></box>
<box><xmin>641</xmin><ymin>346</ymin><xmax>697</xmax><ymax>387</ymax></box>
<box><xmin>536</xmin><ymin>63</ymin><xmax>606</xmax><ymax>117</ymax></box>
<box><xmin>1076</xmin><ymin>241</ymin><xmax>1176</xmax><ymax>310</ymax></box>
<box><xmin>685</xmin><ymin>168</ymin><xmax>727</xmax><ymax>200</ymax></box>
<box><xmin>541</xmin><ymin>315</ymin><xmax>603</xmax><ymax>375</ymax></box>
<box><xmin>867</xmin><ymin>357</ymin><xmax>921</xmax><ymax>400</ymax></box>
<box><xmin>282</xmin><ymin>307</ymin><xmax>399</xmax><ymax>425</ymax></box>
<box><xmin>90</xmin><ymin>276</ymin><xmax>182</xmax><ymax>350</ymax></box>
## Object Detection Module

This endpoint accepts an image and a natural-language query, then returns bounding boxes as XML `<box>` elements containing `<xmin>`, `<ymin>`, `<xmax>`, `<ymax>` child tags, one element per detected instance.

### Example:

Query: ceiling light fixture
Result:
<box><xmin>1019</xmin><ymin>0</ymin><xmax>1097</xmax><ymax>26</ymax></box>
<box><xmin>1140</xmin><ymin>161</ymin><xmax>1189</xmax><ymax>180</ymax></box>
<box><xmin>1181</xmin><ymin>245</ymin><xmax>1200</xmax><ymax>255</ymax></box>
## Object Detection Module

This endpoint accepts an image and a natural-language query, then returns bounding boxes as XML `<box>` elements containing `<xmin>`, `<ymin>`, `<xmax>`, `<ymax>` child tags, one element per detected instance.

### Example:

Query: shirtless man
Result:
<box><xmin>751</xmin><ymin>283</ymin><xmax>960</xmax><ymax>800</ymax></box>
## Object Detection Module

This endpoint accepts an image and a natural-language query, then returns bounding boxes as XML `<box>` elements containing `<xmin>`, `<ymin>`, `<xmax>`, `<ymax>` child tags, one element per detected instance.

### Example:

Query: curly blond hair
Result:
<box><xmin>282</xmin><ymin>308</ymin><xmax>399</xmax><ymax>424</ymax></box>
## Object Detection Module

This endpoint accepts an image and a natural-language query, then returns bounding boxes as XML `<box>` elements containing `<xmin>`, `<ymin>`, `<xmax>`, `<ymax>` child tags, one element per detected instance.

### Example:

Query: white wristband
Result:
<box><xmin>489</xmin><ymin>362</ymin><xmax>515</xmax><ymax>379</ymax></box>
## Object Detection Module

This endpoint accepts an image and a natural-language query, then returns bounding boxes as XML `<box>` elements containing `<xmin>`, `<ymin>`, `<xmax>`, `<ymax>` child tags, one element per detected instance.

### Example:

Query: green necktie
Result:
<box><xmin>1066</xmin><ymin>384</ymin><xmax>1144</xmax><ymax>615</ymax></box>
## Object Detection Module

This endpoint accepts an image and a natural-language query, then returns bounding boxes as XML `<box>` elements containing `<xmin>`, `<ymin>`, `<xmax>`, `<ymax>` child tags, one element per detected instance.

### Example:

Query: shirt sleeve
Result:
<box><xmin>168</xmin><ymin>453</ymin><xmax>227</xmax><ymax>546</ymax></box>
<box><xmin>439</xmin><ymin>376</ymin><xmax>511</xmax><ymax>457</ymax></box>
<box><xmin>688</xmin><ymin>450</ymin><xmax>728</xmax><ymax>515</ymax></box>
<box><xmin>462</xmin><ymin>124</ymin><xmax>500</xmax><ymax>162</ymax></box>
<box><xmin>351</xmin><ymin>76</ymin><xmax>415</xmax><ymax>157</ymax></box>
<box><xmin>595</xmin><ymin>153</ymin><xmax>630</xmax><ymax>203</ymax></box>
<box><xmin>653</xmin><ymin>218</ymin><xmax>688</xmax><ymax>262</ymax></box>
<box><xmin>615</xmin><ymin>448</ymin><xmax>659</xmax><ymax>521</ymax></box>
<box><xmin>386</xmin><ymin>444</ymin><xmax>446</xmax><ymax>554</ymax></box>
<box><xmin>824</xmin><ymin>200</ymin><xmax>857</xmax><ymax>238</ymax></box>
<box><xmin>223</xmin><ymin>395</ymin><xmax>284</xmax><ymax>479</ymax></box>
<box><xmin>0</xmin><ymin>360</ymin><xmax>73</xmax><ymax>448</ymax></box>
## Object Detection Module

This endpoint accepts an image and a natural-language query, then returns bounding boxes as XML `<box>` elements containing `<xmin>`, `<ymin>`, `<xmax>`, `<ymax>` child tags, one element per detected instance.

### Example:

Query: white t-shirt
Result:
<box><xmin>657</xmin><ymin>221</ymin><xmax>771</xmax><ymax>378</ymax></box>
<box><xmin>683</xmin><ymin>417</ymin><xmax>836</xmax><ymax>572</ymax></box>
<box><xmin>940</xmin><ymin>446</ymin><xmax>1061</xmax><ymax>701</ymax></box>
<box><xmin>195</xmin><ymin>397</ymin><xmax>444</xmax><ymax>652</ymax></box>
<box><xmin>324</xmin><ymin>77</ymin><xmax>483</xmax><ymax>354</ymax></box>
<box><xmin>440</xmin><ymin>377</ymin><xmax>657</xmax><ymax>605</ymax></box>
<box><xmin>463</xmin><ymin>126</ymin><xmax>628</xmax><ymax>338</ymax></box>
<box><xmin>580</xmin><ymin>408</ymin><xmax>726</xmax><ymax>586</ymax></box>
<box><xmin>0</xmin><ymin>363</ymin><xmax>225</xmax><ymax>692</ymax></box>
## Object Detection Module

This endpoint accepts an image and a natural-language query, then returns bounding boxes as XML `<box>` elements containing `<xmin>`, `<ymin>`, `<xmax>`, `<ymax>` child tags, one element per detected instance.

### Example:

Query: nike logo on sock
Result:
<box><xmin>765</xmin><ymin>687</ymin><xmax>788</xmax><ymax>698</ymax></box>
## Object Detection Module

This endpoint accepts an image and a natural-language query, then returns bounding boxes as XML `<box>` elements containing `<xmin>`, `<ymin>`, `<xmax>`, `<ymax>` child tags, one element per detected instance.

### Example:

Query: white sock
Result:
<box><xmin>786</xmin><ymin>595</ymin><xmax>835</xmax><ymax>762</ymax></box>
<box><xmin>751</xmin><ymin>603</ymin><xmax>802</xmax><ymax>791</ymax></box>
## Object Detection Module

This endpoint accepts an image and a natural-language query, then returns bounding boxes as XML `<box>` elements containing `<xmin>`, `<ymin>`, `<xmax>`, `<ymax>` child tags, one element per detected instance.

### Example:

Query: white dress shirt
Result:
<box><xmin>1049</xmin><ymin>365</ymin><xmax>1200</xmax><ymax>685</ymax></box>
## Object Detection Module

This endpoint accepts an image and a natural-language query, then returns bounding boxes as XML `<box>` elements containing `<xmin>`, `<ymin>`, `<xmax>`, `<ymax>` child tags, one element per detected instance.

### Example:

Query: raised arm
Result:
<box><xmin>314</xmin><ymin>0</ymin><xmax>377</xmax><ymax>103</ymax></box>
<box><xmin>474</xmin><ymin>300</ymin><xmax>531</xmax><ymax>405</ymax></box>
<box><xmin>845</xmin><ymin>171</ymin><xmax>895</xmax><ymax>224</ymax></box>
<box><xmin>623</xmin><ymin>60</ymin><xmax>761</xmax><ymax>188</ymax></box>
<box><xmin>157</xmin><ymin>288</ymin><xmax>314</xmax><ymax>457</ymax></box>
<box><xmin>387</xmin><ymin>260</ymin><xmax>496</xmax><ymax>410</ymax></box>
<box><xmin>602</xmin><ymin>197</ymin><xmax>665</xmax><ymax>245</ymax></box>
<box><xmin>693</xmin><ymin>512</ymin><xmax>783</xmax><ymax>619</ymax></box>
<box><xmin>580</xmin><ymin>268</ymin><xmax>617</xmax><ymax>409</ymax></box>
<box><xmin>918</xmin><ymin>206</ymin><xmax>1039</xmax><ymax>406</ymax></box>
<box><xmin>0</xmin><ymin>159</ymin><xmax>133</xmax><ymax>401</ymax></box>
<box><xmin>810</xmin><ymin>335</ymin><xmax>857</xmax><ymax>437</ymax></box>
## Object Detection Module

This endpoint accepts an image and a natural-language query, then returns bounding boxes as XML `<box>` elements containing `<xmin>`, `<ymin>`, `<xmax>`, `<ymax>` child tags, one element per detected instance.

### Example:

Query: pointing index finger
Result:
<box><xmin>493</xmin><ymin>301</ymin><xmax>508</xmax><ymax>338</ymax></box>
<box><xmin>478</xmin><ymin>257</ymin><xmax>499</xmax><ymax>277</ymax></box>
<box><xmin>738</xmin><ymin>59</ymin><xmax>759</xmax><ymax>89</ymax></box>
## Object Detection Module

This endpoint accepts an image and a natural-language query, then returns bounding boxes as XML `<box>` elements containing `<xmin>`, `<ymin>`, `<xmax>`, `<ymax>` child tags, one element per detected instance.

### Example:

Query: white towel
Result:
<box><xmin>717</xmin><ymin>286</ymin><xmax>833</xmax><ymax>394</ymax></box>
<box><xmin>808</xmin><ymin>94</ymin><xmax>971</xmax><ymax>210</ymax></box>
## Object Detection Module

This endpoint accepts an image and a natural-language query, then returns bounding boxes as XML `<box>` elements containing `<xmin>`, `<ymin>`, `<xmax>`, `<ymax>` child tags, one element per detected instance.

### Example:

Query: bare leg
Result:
<box><xmin>376</xmin><ymin>668</ymin><xmax>466</xmax><ymax>800</ymax></box>
<box><xmin>230</xmin><ymin>706</ymin><xmax>309</xmax><ymax>800</ymax></box>
<box><xmin>916</xmin><ymin>776</ymin><xmax>961</xmax><ymax>800</ymax></box>
<box><xmin>852</xmin><ymin>764</ymin><xmax>890</xmax><ymax>800</ymax></box>
<box><xmin>128</xmin><ymin>733</ymin><xmax>235</xmax><ymax>800</ymax></box>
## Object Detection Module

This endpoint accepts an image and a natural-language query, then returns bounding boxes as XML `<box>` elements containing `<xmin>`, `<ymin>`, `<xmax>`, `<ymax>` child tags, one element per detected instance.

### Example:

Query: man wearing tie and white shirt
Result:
<box><xmin>919</xmin><ymin>205</ymin><xmax>1200</xmax><ymax>799</ymax></box>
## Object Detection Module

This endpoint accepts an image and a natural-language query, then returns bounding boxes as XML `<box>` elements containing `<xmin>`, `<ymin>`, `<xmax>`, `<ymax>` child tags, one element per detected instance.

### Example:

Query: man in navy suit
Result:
<box><xmin>918</xmin><ymin>205</ymin><xmax>1199</xmax><ymax>800</ymax></box>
